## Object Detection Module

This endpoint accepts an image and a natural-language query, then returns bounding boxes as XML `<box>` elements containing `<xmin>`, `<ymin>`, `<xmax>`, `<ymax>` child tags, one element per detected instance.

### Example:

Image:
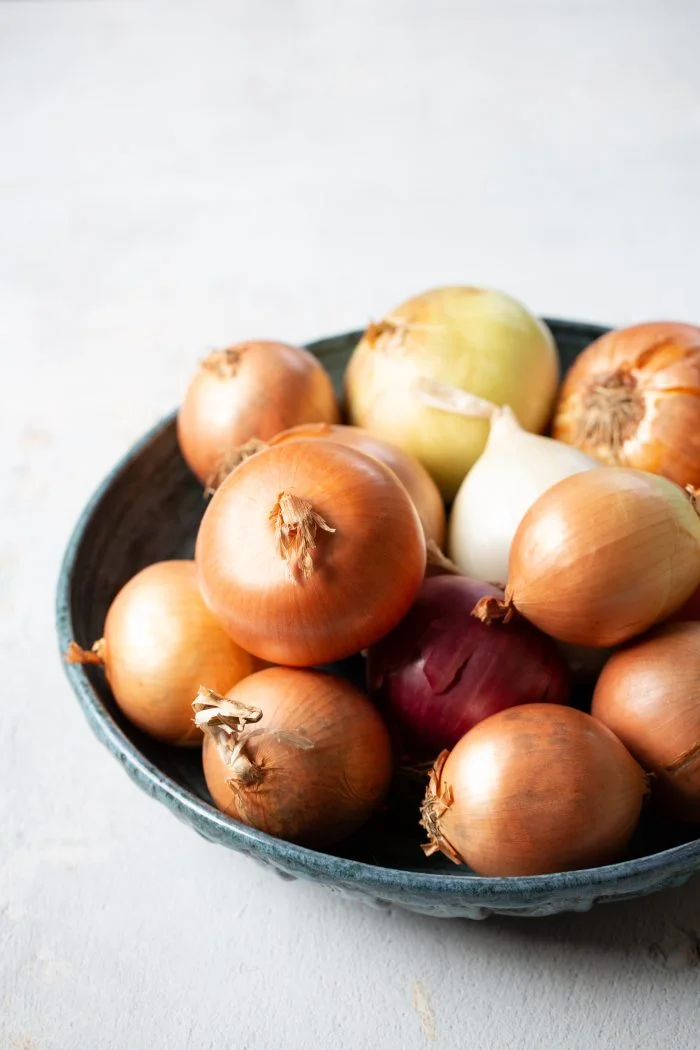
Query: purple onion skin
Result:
<box><xmin>366</xmin><ymin>575</ymin><xmax>571</xmax><ymax>761</ymax></box>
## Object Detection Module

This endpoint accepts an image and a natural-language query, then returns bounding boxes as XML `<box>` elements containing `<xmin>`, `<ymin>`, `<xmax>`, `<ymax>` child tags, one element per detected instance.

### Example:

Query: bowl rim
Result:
<box><xmin>56</xmin><ymin>323</ymin><xmax>700</xmax><ymax>898</ymax></box>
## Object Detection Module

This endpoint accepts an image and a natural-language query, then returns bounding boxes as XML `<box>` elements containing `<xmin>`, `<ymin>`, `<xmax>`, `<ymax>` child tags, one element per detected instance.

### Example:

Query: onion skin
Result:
<box><xmin>177</xmin><ymin>340</ymin><xmax>340</xmax><ymax>485</ymax></box>
<box><xmin>421</xmin><ymin>704</ymin><xmax>645</xmax><ymax>876</ymax></box>
<box><xmin>103</xmin><ymin>561</ymin><xmax>257</xmax><ymax>745</ymax></box>
<box><xmin>268</xmin><ymin>422</ymin><xmax>445</xmax><ymax>546</ymax></box>
<box><xmin>553</xmin><ymin>322</ymin><xmax>700</xmax><ymax>488</ymax></box>
<box><xmin>496</xmin><ymin>468</ymin><xmax>700</xmax><ymax>647</ymax></box>
<box><xmin>366</xmin><ymin>576</ymin><xmax>570</xmax><ymax>761</ymax></box>
<box><xmin>592</xmin><ymin>623</ymin><xmax>700</xmax><ymax>822</ymax></box>
<box><xmin>196</xmin><ymin>439</ymin><xmax>427</xmax><ymax>666</ymax></box>
<box><xmin>200</xmin><ymin>668</ymin><xmax>393</xmax><ymax>847</ymax></box>
<box><xmin>344</xmin><ymin>287</ymin><xmax>560</xmax><ymax>500</ymax></box>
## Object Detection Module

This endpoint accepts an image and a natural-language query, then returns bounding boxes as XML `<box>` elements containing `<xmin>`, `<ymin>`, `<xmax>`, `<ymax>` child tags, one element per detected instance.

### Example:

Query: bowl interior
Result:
<box><xmin>59</xmin><ymin>323</ymin><xmax>700</xmax><ymax>878</ymax></box>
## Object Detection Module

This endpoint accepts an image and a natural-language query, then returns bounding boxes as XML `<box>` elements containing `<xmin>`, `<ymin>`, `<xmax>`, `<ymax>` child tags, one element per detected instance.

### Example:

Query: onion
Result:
<box><xmin>592</xmin><ymin>623</ymin><xmax>700</xmax><ymax>821</ymax></box>
<box><xmin>195</xmin><ymin>668</ymin><xmax>392</xmax><ymax>847</ymax></box>
<box><xmin>177</xmin><ymin>340</ymin><xmax>340</xmax><ymax>488</ymax></box>
<box><xmin>344</xmin><ymin>286</ymin><xmax>560</xmax><ymax>500</ymax></box>
<box><xmin>263</xmin><ymin>422</ymin><xmax>445</xmax><ymax>546</ymax></box>
<box><xmin>421</xmin><ymin>704</ymin><xmax>646</xmax><ymax>876</ymax></box>
<box><xmin>416</xmin><ymin>377</ymin><xmax>597</xmax><ymax>585</ymax></box>
<box><xmin>65</xmin><ymin>561</ymin><xmax>257</xmax><ymax>745</ymax></box>
<box><xmin>366</xmin><ymin>575</ymin><xmax>570</xmax><ymax>761</ymax></box>
<box><xmin>196</xmin><ymin>439</ymin><xmax>426</xmax><ymax>665</ymax></box>
<box><xmin>475</xmin><ymin>468</ymin><xmax>700</xmax><ymax>647</ymax></box>
<box><xmin>553</xmin><ymin>322</ymin><xmax>700</xmax><ymax>488</ymax></box>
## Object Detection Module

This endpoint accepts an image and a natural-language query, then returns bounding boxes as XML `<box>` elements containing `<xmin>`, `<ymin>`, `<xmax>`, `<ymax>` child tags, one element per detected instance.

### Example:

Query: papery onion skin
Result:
<box><xmin>344</xmin><ymin>286</ymin><xmax>560</xmax><ymax>500</ymax></box>
<box><xmin>196</xmin><ymin>439</ymin><xmax>426</xmax><ymax>666</ymax></box>
<box><xmin>177</xmin><ymin>340</ymin><xmax>340</xmax><ymax>485</ymax></box>
<box><xmin>553</xmin><ymin>322</ymin><xmax>700</xmax><ymax>488</ymax></box>
<box><xmin>421</xmin><ymin>704</ymin><xmax>645</xmax><ymax>876</ymax></box>
<box><xmin>101</xmin><ymin>561</ymin><xmax>257</xmax><ymax>744</ymax></box>
<box><xmin>200</xmin><ymin>668</ymin><xmax>393</xmax><ymax>847</ymax></box>
<box><xmin>498</xmin><ymin>468</ymin><xmax>700</xmax><ymax>647</ymax></box>
<box><xmin>592</xmin><ymin>623</ymin><xmax>700</xmax><ymax>822</ymax></box>
<box><xmin>366</xmin><ymin>575</ymin><xmax>570</xmax><ymax>761</ymax></box>
<box><xmin>268</xmin><ymin>422</ymin><xmax>446</xmax><ymax>546</ymax></box>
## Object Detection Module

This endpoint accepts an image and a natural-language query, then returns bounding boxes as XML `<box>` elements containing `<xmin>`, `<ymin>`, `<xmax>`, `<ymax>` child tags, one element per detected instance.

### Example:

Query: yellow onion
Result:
<box><xmin>344</xmin><ymin>286</ymin><xmax>560</xmax><ymax>499</ymax></box>
<box><xmin>421</xmin><ymin>704</ymin><xmax>645</xmax><ymax>876</ymax></box>
<box><xmin>66</xmin><ymin>561</ymin><xmax>257</xmax><ymax>745</ymax></box>
<box><xmin>592</xmin><ymin>623</ymin><xmax>700</xmax><ymax>822</ymax></box>
<box><xmin>177</xmin><ymin>340</ymin><xmax>340</xmax><ymax>488</ymax></box>
<box><xmin>195</xmin><ymin>668</ymin><xmax>392</xmax><ymax>847</ymax></box>
<box><xmin>475</xmin><ymin>468</ymin><xmax>700</xmax><ymax>647</ymax></box>
<box><xmin>553</xmin><ymin>322</ymin><xmax>700</xmax><ymax>488</ymax></box>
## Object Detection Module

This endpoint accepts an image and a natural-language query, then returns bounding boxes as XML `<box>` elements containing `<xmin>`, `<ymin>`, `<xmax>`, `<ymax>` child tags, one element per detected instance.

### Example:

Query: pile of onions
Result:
<box><xmin>196</xmin><ymin>439</ymin><xmax>426</xmax><ymax>665</ymax></box>
<box><xmin>416</xmin><ymin>377</ymin><xmax>597</xmax><ymax>585</ymax></box>
<box><xmin>344</xmin><ymin>286</ymin><xmax>560</xmax><ymax>499</ymax></box>
<box><xmin>553</xmin><ymin>322</ymin><xmax>700</xmax><ymax>488</ymax></box>
<box><xmin>66</xmin><ymin>561</ymin><xmax>257</xmax><ymax>745</ymax></box>
<box><xmin>476</xmin><ymin>468</ymin><xmax>700</xmax><ymax>647</ymax></box>
<box><xmin>267</xmin><ymin>422</ymin><xmax>446</xmax><ymax>546</ymax></box>
<box><xmin>177</xmin><ymin>340</ymin><xmax>339</xmax><ymax>488</ymax></box>
<box><xmin>592</xmin><ymin>623</ymin><xmax>700</xmax><ymax>822</ymax></box>
<box><xmin>195</xmin><ymin>667</ymin><xmax>392</xmax><ymax>847</ymax></box>
<box><xmin>366</xmin><ymin>575</ymin><xmax>570</xmax><ymax>761</ymax></box>
<box><xmin>421</xmin><ymin>704</ymin><xmax>646</xmax><ymax>876</ymax></box>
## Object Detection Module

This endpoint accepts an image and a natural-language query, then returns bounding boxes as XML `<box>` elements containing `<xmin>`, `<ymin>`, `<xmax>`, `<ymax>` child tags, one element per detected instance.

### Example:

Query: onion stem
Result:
<box><xmin>472</xmin><ymin>595</ymin><xmax>514</xmax><ymax>625</ymax></box>
<box><xmin>64</xmin><ymin>638</ymin><xmax>105</xmax><ymax>666</ymax></box>
<box><xmin>270</xmin><ymin>492</ymin><xmax>335</xmax><ymax>580</ymax></box>
<box><xmin>201</xmin><ymin>347</ymin><xmax>245</xmax><ymax>379</ymax></box>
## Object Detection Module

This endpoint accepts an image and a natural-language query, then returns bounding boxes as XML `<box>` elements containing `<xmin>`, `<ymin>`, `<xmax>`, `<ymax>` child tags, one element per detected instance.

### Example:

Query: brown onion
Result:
<box><xmin>195</xmin><ymin>668</ymin><xmax>392</xmax><ymax>847</ymax></box>
<box><xmin>196</xmin><ymin>439</ymin><xmax>426</xmax><ymax>665</ymax></box>
<box><xmin>476</xmin><ymin>468</ymin><xmax>700</xmax><ymax>647</ymax></box>
<box><xmin>177</xmin><ymin>340</ymin><xmax>340</xmax><ymax>487</ymax></box>
<box><xmin>592</xmin><ymin>623</ymin><xmax>700</xmax><ymax>821</ymax></box>
<box><xmin>421</xmin><ymin>704</ymin><xmax>645</xmax><ymax>876</ymax></box>
<box><xmin>66</xmin><ymin>561</ymin><xmax>257</xmax><ymax>745</ymax></box>
<box><xmin>267</xmin><ymin>423</ymin><xmax>446</xmax><ymax>546</ymax></box>
<box><xmin>553</xmin><ymin>322</ymin><xmax>700</xmax><ymax>488</ymax></box>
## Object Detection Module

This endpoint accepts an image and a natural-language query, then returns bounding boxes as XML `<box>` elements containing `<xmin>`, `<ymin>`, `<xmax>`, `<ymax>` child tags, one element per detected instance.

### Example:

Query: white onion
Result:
<box><xmin>416</xmin><ymin>378</ymin><xmax>598</xmax><ymax>585</ymax></box>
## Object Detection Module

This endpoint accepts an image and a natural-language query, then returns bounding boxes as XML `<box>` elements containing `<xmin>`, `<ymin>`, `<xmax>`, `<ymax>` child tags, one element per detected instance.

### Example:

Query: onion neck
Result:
<box><xmin>193</xmin><ymin>686</ymin><xmax>265</xmax><ymax>787</ymax></box>
<box><xmin>64</xmin><ymin>638</ymin><xmax>105</xmax><ymax>666</ymax></box>
<box><xmin>270</xmin><ymin>491</ymin><xmax>335</xmax><ymax>580</ymax></box>
<box><xmin>472</xmin><ymin>595</ymin><xmax>514</xmax><ymax>624</ymax></box>
<box><xmin>205</xmin><ymin>437</ymin><xmax>268</xmax><ymax>495</ymax></box>
<box><xmin>202</xmin><ymin>347</ymin><xmax>246</xmax><ymax>379</ymax></box>
<box><xmin>420</xmin><ymin>751</ymin><xmax>464</xmax><ymax>865</ymax></box>
<box><xmin>685</xmin><ymin>485</ymin><xmax>700</xmax><ymax>518</ymax></box>
<box><xmin>576</xmin><ymin>370</ymin><xmax>644</xmax><ymax>456</ymax></box>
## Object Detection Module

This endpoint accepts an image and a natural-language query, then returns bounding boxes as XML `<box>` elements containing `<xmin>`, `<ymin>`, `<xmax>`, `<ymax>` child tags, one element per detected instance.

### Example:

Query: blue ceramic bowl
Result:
<box><xmin>56</xmin><ymin>321</ymin><xmax>700</xmax><ymax>918</ymax></box>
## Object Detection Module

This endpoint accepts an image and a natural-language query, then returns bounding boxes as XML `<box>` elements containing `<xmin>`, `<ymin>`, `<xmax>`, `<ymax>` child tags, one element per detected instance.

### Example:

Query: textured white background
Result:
<box><xmin>2</xmin><ymin>2</ymin><xmax>700</xmax><ymax>1048</ymax></box>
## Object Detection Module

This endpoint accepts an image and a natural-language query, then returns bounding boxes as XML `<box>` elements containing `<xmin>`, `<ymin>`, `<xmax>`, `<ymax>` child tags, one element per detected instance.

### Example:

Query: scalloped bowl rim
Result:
<box><xmin>56</xmin><ymin>325</ymin><xmax>700</xmax><ymax>902</ymax></box>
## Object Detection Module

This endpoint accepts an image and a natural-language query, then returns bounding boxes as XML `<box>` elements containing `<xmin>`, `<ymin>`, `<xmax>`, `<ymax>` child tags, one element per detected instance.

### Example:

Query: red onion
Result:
<box><xmin>366</xmin><ymin>575</ymin><xmax>570</xmax><ymax>760</ymax></box>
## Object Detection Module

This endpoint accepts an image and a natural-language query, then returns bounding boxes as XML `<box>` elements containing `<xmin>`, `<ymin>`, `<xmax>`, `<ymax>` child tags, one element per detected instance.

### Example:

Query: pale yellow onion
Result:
<box><xmin>475</xmin><ymin>469</ymin><xmax>700</xmax><ymax>647</ymax></box>
<box><xmin>344</xmin><ymin>286</ymin><xmax>559</xmax><ymax>500</ymax></box>
<box><xmin>416</xmin><ymin>378</ymin><xmax>597</xmax><ymax>585</ymax></box>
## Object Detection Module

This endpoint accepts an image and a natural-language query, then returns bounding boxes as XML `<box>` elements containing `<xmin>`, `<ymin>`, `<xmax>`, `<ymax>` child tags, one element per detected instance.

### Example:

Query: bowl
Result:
<box><xmin>56</xmin><ymin>320</ymin><xmax>700</xmax><ymax>918</ymax></box>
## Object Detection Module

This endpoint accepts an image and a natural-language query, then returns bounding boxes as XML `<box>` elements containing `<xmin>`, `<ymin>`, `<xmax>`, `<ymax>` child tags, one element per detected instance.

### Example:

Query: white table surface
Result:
<box><xmin>2</xmin><ymin>2</ymin><xmax>700</xmax><ymax>1047</ymax></box>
